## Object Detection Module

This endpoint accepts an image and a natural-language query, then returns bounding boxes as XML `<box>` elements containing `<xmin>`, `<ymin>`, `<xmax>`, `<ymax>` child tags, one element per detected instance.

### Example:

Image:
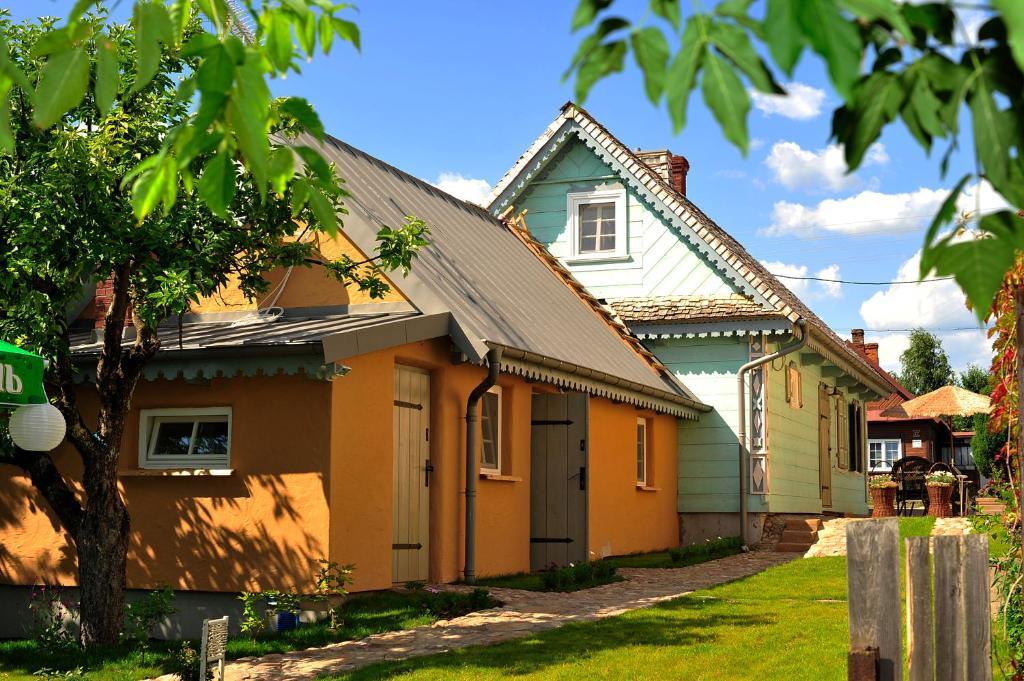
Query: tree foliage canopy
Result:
<box><xmin>568</xmin><ymin>0</ymin><xmax>1024</xmax><ymax>319</ymax></box>
<box><xmin>897</xmin><ymin>328</ymin><xmax>954</xmax><ymax>396</ymax></box>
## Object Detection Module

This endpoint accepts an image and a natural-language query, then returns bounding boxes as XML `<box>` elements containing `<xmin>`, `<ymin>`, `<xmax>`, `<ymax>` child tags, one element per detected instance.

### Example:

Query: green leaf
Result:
<box><xmin>32</xmin><ymin>46</ymin><xmax>90</xmax><ymax>128</ymax></box>
<box><xmin>572</xmin><ymin>0</ymin><xmax>613</xmax><ymax>32</ymax></box>
<box><xmin>840</xmin><ymin>0</ymin><xmax>913</xmax><ymax>42</ymax></box>
<box><xmin>226</xmin><ymin>53</ymin><xmax>271</xmax><ymax>189</ymax></box>
<box><xmin>131</xmin><ymin>155</ymin><xmax>176</xmax><ymax>220</ymax></box>
<box><xmin>665</xmin><ymin>15</ymin><xmax>707</xmax><ymax>133</ymax></box>
<box><xmin>931</xmin><ymin>217</ymin><xmax>1021</xmax><ymax>319</ymax></box>
<box><xmin>796</xmin><ymin>0</ymin><xmax>862</xmax><ymax>101</ymax></box>
<box><xmin>716</xmin><ymin>0</ymin><xmax>754</xmax><ymax>20</ymax></box>
<box><xmin>708</xmin><ymin>20</ymin><xmax>781</xmax><ymax>94</ymax></box>
<box><xmin>170</xmin><ymin>0</ymin><xmax>194</xmax><ymax>46</ymax></box>
<box><xmin>197</xmin><ymin>44</ymin><xmax>236</xmax><ymax>94</ymax></box>
<box><xmin>575</xmin><ymin>40</ymin><xmax>627</xmax><ymax>103</ymax></box>
<box><xmin>331</xmin><ymin>18</ymin><xmax>361</xmax><ymax>51</ymax></box>
<box><xmin>319</xmin><ymin>14</ymin><xmax>335</xmax><ymax>54</ymax></box>
<box><xmin>280</xmin><ymin>97</ymin><xmax>325</xmax><ymax>140</ymax></box>
<box><xmin>132</xmin><ymin>1</ymin><xmax>172</xmax><ymax>92</ymax></box>
<box><xmin>290</xmin><ymin>177</ymin><xmax>311</xmax><ymax>216</ymax></box>
<box><xmin>763</xmin><ymin>0</ymin><xmax>803</xmax><ymax>75</ymax></box>
<box><xmin>901</xmin><ymin>2</ymin><xmax>954</xmax><ymax>46</ymax></box>
<box><xmin>298</xmin><ymin>10</ymin><xmax>317</xmax><ymax>58</ymax></box>
<box><xmin>649</xmin><ymin>0</ymin><xmax>680</xmax><ymax>31</ymax></box>
<box><xmin>307</xmin><ymin>185</ymin><xmax>338</xmax><ymax>236</ymax></box>
<box><xmin>263</xmin><ymin>10</ymin><xmax>294</xmax><ymax>73</ymax></box>
<box><xmin>969</xmin><ymin>66</ymin><xmax>1016</xmax><ymax>202</ymax></box>
<box><xmin>294</xmin><ymin>145</ymin><xmax>333</xmax><ymax>183</ymax></box>
<box><xmin>631</xmin><ymin>27</ymin><xmax>669</xmax><ymax>104</ymax></box>
<box><xmin>0</xmin><ymin>76</ymin><xmax>13</xmax><ymax>153</ymax></box>
<box><xmin>198</xmin><ymin>151</ymin><xmax>237</xmax><ymax>216</ymax></box>
<box><xmin>921</xmin><ymin>173</ymin><xmax>970</xmax><ymax>256</ymax></box>
<box><xmin>992</xmin><ymin>0</ymin><xmax>1024</xmax><ymax>74</ymax></box>
<box><xmin>270</xmin><ymin>146</ymin><xmax>296</xmax><ymax>196</ymax></box>
<box><xmin>838</xmin><ymin>71</ymin><xmax>902</xmax><ymax>169</ymax></box>
<box><xmin>94</xmin><ymin>37</ymin><xmax>119</xmax><ymax>116</ymax></box>
<box><xmin>701</xmin><ymin>51</ymin><xmax>750</xmax><ymax>153</ymax></box>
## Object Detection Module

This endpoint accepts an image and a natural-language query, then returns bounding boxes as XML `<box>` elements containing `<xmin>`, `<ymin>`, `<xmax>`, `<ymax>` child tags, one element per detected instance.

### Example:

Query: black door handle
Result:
<box><xmin>425</xmin><ymin>461</ymin><xmax>434</xmax><ymax>487</ymax></box>
<box><xmin>579</xmin><ymin>466</ymin><xmax>586</xmax><ymax>491</ymax></box>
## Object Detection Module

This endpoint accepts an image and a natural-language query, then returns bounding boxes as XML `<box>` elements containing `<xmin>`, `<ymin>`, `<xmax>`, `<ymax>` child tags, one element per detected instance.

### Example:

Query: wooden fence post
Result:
<box><xmin>905</xmin><ymin>536</ymin><xmax>933</xmax><ymax>681</ymax></box>
<box><xmin>848</xmin><ymin>518</ymin><xmax>902</xmax><ymax>681</ymax></box>
<box><xmin>934</xmin><ymin>535</ymin><xmax>964</xmax><ymax>681</ymax></box>
<box><xmin>962</xmin><ymin>534</ymin><xmax>992</xmax><ymax>681</ymax></box>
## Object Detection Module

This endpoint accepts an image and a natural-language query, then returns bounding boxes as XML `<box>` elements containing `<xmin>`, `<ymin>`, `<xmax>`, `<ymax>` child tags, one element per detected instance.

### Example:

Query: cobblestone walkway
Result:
<box><xmin>804</xmin><ymin>516</ymin><xmax>973</xmax><ymax>558</ymax></box>
<box><xmin>176</xmin><ymin>552</ymin><xmax>794</xmax><ymax>681</ymax></box>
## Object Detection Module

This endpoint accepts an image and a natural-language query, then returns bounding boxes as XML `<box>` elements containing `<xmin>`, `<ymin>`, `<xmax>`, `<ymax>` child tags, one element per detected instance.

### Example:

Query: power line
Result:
<box><xmin>833</xmin><ymin>327</ymin><xmax>987</xmax><ymax>332</ymax></box>
<box><xmin>772</xmin><ymin>274</ymin><xmax>956</xmax><ymax>285</ymax></box>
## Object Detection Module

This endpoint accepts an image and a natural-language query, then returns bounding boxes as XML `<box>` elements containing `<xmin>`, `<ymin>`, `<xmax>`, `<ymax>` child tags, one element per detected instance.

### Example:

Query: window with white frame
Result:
<box><xmin>139</xmin><ymin>408</ymin><xmax>232</xmax><ymax>470</ymax></box>
<box><xmin>567</xmin><ymin>189</ymin><xmax>627</xmax><ymax>259</ymax></box>
<box><xmin>636</xmin><ymin>417</ymin><xmax>649</xmax><ymax>485</ymax></box>
<box><xmin>480</xmin><ymin>386</ymin><xmax>502</xmax><ymax>474</ymax></box>
<box><xmin>868</xmin><ymin>439</ymin><xmax>901</xmax><ymax>471</ymax></box>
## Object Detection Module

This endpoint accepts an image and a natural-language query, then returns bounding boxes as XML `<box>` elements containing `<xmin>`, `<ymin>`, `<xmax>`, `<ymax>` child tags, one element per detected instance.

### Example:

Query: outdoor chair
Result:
<box><xmin>200</xmin><ymin>615</ymin><xmax>229</xmax><ymax>681</ymax></box>
<box><xmin>892</xmin><ymin>456</ymin><xmax>931</xmax><ymax>515</ymax></box>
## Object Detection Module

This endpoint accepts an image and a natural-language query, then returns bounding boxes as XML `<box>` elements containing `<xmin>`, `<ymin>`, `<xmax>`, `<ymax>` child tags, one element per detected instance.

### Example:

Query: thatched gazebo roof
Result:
<box><xmin>879</xmin><ymin>385</ymin><xmax>990</xmax><ymax>419</ymax></box>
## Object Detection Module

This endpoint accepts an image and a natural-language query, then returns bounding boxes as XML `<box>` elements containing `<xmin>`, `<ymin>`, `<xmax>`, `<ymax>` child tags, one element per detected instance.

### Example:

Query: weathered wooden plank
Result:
<box><xmin>934</xmin><ymin>535</ymin><xmax>964</xmax><ymax>681</ymax></box>
<box><xmin>847</xmin><ymin>518</ymin><xmax>903</xmax><ymax>681</ymax></box>
<box><xmin>905</xmin><ymin>537</ymin><xmax>934</xmax><ymax>681</ymax></box>
<box><xmin>962</xmin><ymin>534</ymin><xmax>992</xmax><ymax>681</ymax></box>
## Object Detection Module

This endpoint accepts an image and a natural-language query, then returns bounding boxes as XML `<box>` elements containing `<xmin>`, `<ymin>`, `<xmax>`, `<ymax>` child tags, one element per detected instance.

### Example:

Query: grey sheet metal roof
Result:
<box><xmin>311</xmin><ymin>134</ymin><xmax>703</xmax><ymax>408</ymax></box>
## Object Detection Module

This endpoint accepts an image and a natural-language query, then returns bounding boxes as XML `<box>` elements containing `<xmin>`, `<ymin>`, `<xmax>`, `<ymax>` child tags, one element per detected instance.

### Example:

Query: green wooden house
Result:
<box><xmin>489</xmin><ymin>103</ymin><xmax>891</xmax><ymax>545</ymax></box>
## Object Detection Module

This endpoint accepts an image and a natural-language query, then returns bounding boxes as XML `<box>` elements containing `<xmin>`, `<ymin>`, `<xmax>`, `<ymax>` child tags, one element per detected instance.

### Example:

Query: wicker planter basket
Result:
<box><xmin>927</xmin><ymin>484</ymin><xmax>953</xmax><ymax>518</ymax></box>
<box><xmin>870</xmin><ymin>487</ymin><xmax>897</xmax><ymax>518</ymax></box>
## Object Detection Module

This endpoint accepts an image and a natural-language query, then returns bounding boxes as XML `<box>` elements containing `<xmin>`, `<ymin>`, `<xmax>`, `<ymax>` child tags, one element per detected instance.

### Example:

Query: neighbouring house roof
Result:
<box><xmin>488</xmin><ymin>102</ymin><xmax>890</xmax><ymax>397</ymax></box>
<box><xmin>302</xmin><ymin>134</ymin><xmax>708</xmax><ymax>418</ymax></box>
<box><xmin>609</xmin><ymin>295</ymin><xmax>785</xmax><ymax>325</ymax></box>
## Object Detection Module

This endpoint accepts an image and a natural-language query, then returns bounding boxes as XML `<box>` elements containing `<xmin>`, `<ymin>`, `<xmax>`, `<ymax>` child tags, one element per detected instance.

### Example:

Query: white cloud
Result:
<box><xmin>761</xmin><ymin>260</ymin><xmax>842</xmax><ymax>300</ymax></box>
<box><xmin>764</xmin><ymin>141</ymin><xmax>888</xmax><ymax>193</ymax></box>
<box><xmin>432</xmin><ymin>172</ymin><xmax>492</xmax><ymax>206</ymax></box>
<box><xmin>716</xmin><ymin>168</ymin><xmax>747</xmax><ymax>180</ymax></box>
<box><xmin>750</xmin><ymin>82</ymin><xmax>827</xmax><ymax>120</ymax></box>
<box><xmin>762</xmin><ymin>181</ymin><xmax>1008</xmax><ymax>237</ymax></box>
<box><xmin>859</xmin><ymin>248</ymin><xmax>992</xmax><ymax>373</ymax></box>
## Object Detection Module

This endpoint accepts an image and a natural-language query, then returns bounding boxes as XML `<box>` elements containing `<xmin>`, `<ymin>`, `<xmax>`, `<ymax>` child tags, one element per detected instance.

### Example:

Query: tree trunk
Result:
<box><xmin>76</xmin><ymin>444</ymin><xmax>131</xmax><ymax>647</ymax></box>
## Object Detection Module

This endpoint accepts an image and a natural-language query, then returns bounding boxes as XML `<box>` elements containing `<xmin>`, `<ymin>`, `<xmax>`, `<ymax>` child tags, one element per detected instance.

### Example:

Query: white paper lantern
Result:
<box><xmin>9</xmin><ymin>403</ymin><xmax>66</xmax><ymax>452</ymax></box>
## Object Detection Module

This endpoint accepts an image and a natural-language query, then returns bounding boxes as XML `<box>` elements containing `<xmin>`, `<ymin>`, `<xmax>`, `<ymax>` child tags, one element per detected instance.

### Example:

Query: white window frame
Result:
<box><xmin>480</xmin><ymin>386</ymin><xmax>502</xmax><ymax>475</ymax></box>
<box><xmin>868</xmin><ymin>438</ymin><xmax>901</xmax><ymax>472</ymax></box>
<box><xmin>636</xmin><ymin>417</ymin><xmax>649</xmax><ymax>486</ymax></box>
<box><xmin>139</xmin><ymin>407</ymin><xmax>232</xmax><ymax>470</ymax></box>
<box><xmin>566</xmin><ymin>189</ymin><xmax>628</xmax><ymax>261</ymax></box>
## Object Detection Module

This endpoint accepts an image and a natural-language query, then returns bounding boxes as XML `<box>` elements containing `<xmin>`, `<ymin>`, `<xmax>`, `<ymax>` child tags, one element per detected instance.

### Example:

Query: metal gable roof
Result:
<box><xmin>488</xmin><ymin>103</ymin><xmax>891</xmax><ymax>397</ymax></box>
<box><xmin>308</xmin><ymin>134</ymin><xmax>707</xmax><ymax>415</ymax></box>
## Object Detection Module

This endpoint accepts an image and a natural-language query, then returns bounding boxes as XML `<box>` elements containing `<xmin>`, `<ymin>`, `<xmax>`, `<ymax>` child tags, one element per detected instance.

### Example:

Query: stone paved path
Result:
<box><xmin>804</xmin><ymin>516</ymin><xmax>972</xmax><ymax>558</ymax></box>
<box><xmin>176</xmin><ymin>552</ymin><xmax>794</xmax><ymax>681</ymax></box>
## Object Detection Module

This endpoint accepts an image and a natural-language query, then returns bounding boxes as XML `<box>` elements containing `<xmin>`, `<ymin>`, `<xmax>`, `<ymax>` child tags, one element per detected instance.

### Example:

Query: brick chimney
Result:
<box><xmin>851</xmin><ymin>328</ymin><xmax>865</xmax><ymax>349</ymax></box>
<box><xmin>670</xmin><ymin>154</ymin><xmax>689</xmax><ymax>195</ymax></box>
<box><xmin>850</xmin><ymin>328</ymin><xmax>880</xmax><ymax>366</ymax></box>
<box><xmin>865</xmin><ymin>343</ymin><xmax>880</xmax><ymax>366</ymax></box>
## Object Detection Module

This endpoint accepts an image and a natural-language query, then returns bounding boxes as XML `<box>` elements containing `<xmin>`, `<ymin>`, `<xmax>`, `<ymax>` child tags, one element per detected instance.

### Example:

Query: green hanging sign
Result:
<box><xmin>0</xmin><ymin>340</ymin><xmax>47</xmax><ymax>408</ymax></box>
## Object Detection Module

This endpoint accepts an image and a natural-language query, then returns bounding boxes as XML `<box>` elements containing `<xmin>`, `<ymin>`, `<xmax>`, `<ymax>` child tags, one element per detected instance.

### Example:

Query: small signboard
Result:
<box><xmin>912</xmin><ymin>439</ymin><xmax>923</xmax><ymax>449</ymax></box>
<box><xmin>0</xmin><ymin>341</ymin><xmax>47</xmax><ymax>408</ymax></box>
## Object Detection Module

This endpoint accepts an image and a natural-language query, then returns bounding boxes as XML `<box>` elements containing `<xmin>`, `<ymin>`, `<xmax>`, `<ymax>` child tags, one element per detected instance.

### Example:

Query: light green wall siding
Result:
<box><xmin>765</xmin><ymin>348</ymin><xmax>868</xmax><ymax>516</ymax></box>
<box><xmin>516</xmin><ymin>139</ymin><xmax>737</xmax><ymax>300</ymax></box>
<box><xmin>653</xmin><ymin>337</ymin><xmax>766</xmax><ymax>514</ymax></box>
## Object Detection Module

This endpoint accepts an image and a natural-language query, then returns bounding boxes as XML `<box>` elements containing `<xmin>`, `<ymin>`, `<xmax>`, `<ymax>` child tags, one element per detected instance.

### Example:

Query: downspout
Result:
<box><xmin>737</xmin><ymin>318</ymin><xmax>808</xmax><ymax>546</ymax></box>
<box><xmin>464</xmin><ymin>346</ymin><xmax>502</xmax><ymax>584</ymax></box>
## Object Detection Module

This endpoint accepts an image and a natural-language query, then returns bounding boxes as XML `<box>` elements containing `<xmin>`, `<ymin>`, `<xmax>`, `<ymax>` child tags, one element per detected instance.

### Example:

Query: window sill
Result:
<box><xmin>565</xmin><ymin>254</ymin><xmax>633</xmax><ymax>266</ymax></box>
<box><xmin>480</xmin><ymin>473</ymin><xmax>522</xmax><ymax>483</ymax></box>
<box><xmin>635</xmin><ymin>484</ymin><xmax>660</xmax><ymax>492</ymax></box>
<box><xmin>121</xmin><ymin>468</ymin><xmax>234</xmax><ymax>477</ymax></box>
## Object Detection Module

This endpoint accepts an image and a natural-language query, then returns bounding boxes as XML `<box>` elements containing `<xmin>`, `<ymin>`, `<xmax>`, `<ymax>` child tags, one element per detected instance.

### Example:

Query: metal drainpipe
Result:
<box><xmin>464</xmin><ymin>346</ymin><xmax>502</xmax><ymax>584</ymax></box>
<box><xmin>736</xmin><ymin>318</ymin><xmax>808</xmax><ymax>546</ymax></box>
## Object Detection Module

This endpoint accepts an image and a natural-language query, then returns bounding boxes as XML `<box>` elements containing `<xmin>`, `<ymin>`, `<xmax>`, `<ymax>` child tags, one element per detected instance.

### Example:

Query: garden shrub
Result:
<box><xmin>124</xmin><ymin>585</ymin><xmax>175</xmax><ymax>644</ymax></box>
<box><xmin>539</xmin><ymin>561</ymin><xmax>619</xmax><ymax>591</ymax></box>
<box><xmin>169</xmin><ymin>640</ymin><xmax>202</xmax><ymax>681</ymax></box>
<box><xmin>26</xmin><ymin>584</ymin><xmax>77</xmax><ymax>653</ymax></box>
<box><xmin>421</xmin><ymin>588</ymin><xmax>497</xmax><ymax>619</ymax></box>
<box><xmin>669</xmin><ymin>536</ymin><xmax>742</xmax><ymax>564</ymax></box>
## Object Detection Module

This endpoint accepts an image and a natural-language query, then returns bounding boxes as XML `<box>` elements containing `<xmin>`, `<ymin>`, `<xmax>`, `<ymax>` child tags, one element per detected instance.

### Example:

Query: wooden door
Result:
<box><xmin>818</xmin><ymin>383</ymin><xmax>833</xmax><ymax>508</ymax></box>
<box><xmin>530</xmin><ymin>393</ymin><xmax>588</xmax><ymax>570</ymax></box>
<box><xmin>392</xmin><ymin>365</ymin><xmax>431</xmax><ymax>582</ymax></box>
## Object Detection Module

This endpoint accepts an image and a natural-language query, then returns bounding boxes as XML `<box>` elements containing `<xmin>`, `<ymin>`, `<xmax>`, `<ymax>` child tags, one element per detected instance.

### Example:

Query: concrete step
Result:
<box><xmin>785</xmin><ymin>518</ymin><xmax>824</xmax><ymax>532</ymax></box>
<box><xmin>780</xmin><ymin>529</ymin><xmax>818</xmax><ymax>545</ymax></box>
<box><xmin>775</xmin><ymin>542</ymin><xmax>811</xmax><ymax>553</ymax></box>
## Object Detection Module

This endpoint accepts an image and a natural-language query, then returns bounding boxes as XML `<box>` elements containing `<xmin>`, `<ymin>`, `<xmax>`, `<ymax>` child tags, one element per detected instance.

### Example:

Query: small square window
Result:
<box><xmin>139</xmin><ymin>408</ymin><xmax>232</xmax><ymax>470</ymax></box>
<box><xmin>567</xmin><ymin>190</ymin><xmax>627</xmax><ymax>259</ymax></box>
<box><xmin>480</xmin><ymin>387</ymin><xmax>502</xmax><ymax>474</ymax></box>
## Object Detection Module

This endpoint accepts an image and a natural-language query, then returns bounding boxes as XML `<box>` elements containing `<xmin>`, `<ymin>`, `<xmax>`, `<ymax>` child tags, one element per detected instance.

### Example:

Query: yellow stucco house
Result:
<box><xmin>0</xmin><ymin>135</ymin><xmax>708</xmax><ymax>636</ymax></box>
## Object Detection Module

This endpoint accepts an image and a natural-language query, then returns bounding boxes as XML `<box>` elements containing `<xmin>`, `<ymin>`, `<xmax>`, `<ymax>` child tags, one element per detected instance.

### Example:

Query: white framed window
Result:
<box><xmin>480</xmin><ymin>386</ymin><xmax>502</xmax><ymax>474</ymax></box>
<box><xmin>868</xmin><ymin>439</ymin><xmax>901</xmax><ymax>471</ymax></box>
<box><xmin>139</xmin><ymin>408</ymin><xmax>232</xmax><ymax>470</ymax></box>
<box><xmin>567</xmin><ymin>189</ymin><xmax>627</xmax><ymax>260</ymax></box>
<box><xmin>636</xmin><ymin>417</ymin><xmax>649</xmax><ymax>485</ymax></box>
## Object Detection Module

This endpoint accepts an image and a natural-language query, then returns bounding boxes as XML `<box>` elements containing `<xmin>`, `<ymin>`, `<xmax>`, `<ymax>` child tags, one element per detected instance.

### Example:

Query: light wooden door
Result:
<box><xmin>393</xmin><ymin>365</ymin><xmax>431</xmax><ymax>582</ymax></box>
<box><xmin>530</xmin><ymin>393</ymin><xmax>588</xmax><ymax>570</ymax></box>
<box><xmin>818</xmin><ymin>383</ymin><xmax>833</xmax><ymax>508</ymax></box>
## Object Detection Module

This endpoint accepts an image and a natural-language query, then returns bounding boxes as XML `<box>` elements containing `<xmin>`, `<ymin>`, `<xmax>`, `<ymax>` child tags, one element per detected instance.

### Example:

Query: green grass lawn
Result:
<box><xmin>0</xmin><ymin>589</ymin><xmax>494</xmax><ymax>681</ymax></box>
<box><xmin>325</xmin><ymin>519</ymin><xmax>939</xmax><ymax>681</ymax></box>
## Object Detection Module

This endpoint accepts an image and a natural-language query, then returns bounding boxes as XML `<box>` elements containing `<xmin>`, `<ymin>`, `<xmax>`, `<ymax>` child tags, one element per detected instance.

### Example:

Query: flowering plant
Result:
<box><xmin>869</xmin><ymin>474</ymin><xmax>897</xmax><ymax>489</ymax></box>
<box><xmin>925</xmin><ymin>471</ymin><xmax>956</xmax><ymax>487</ymax></box>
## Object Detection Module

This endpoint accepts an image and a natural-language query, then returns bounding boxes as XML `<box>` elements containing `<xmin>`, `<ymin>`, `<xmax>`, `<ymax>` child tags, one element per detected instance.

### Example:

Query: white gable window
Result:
<box><xmin>139</xmin><ymin>408</ymin><xmax>232</xmax><ymax>470</ymax></box>
<box><xmin>567</xmin><ymin>189</ymin><xmax>628</xmax><ymax>260</ymax></box>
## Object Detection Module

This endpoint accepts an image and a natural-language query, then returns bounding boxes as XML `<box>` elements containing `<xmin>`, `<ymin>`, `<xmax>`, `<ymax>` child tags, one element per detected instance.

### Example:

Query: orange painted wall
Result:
<box><xmin>588</xmin><ymin>399</ymin><xmax>679</xmax><ymax>558</ymax></box>
<box><xmin>0</xmin><ymin>374</ymin><xmax>332</xmax><ymax>593</ymax></box>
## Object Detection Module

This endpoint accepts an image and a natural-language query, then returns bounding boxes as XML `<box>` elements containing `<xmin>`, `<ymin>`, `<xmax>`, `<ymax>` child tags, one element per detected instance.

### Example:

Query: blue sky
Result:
<box><xmin>11</xmin><ymin>1</ymin><xmax>996</xmax><ymax>372</ymax></box>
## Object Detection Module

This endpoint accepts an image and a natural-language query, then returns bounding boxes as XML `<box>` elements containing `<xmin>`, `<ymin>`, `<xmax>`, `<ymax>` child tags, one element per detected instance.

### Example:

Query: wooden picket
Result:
<box><xmin>847</xmin><ymin>519</ymin><xmax>991</xmax><ymax>681</ymax></box>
